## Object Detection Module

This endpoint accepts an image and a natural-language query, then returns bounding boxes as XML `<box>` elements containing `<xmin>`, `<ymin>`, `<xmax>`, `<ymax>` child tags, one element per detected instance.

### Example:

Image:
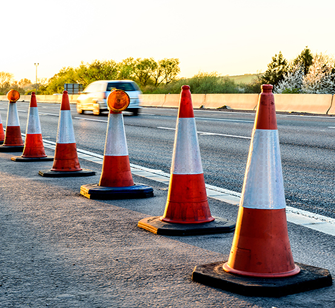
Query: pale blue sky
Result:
<box><xmin>3</xmin><ymin>0</ymin><xmax>335</xmax><ymax>82</ymax></box>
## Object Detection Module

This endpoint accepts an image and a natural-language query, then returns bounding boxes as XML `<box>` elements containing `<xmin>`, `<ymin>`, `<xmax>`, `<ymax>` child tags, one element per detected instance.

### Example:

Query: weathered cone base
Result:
<box><xmin>192</xmin><ymin>261</ymin><xmax>332</xmax><ymax>297</ymax></box>
<box><xmin>80</xmin><ymin>183</ymin><xmax>154</xmax><ymax>200</ymax></box>
<box><xmin>0</xmin><ymin>145</ymin><xmax>24</xmax><ymax>152</ymax></box>
<box><xmin>138</xmin><ymin>216</ymin><xmax>235</xmax><ymax>236</ymax></box>
<box><xmin>39</xmin><ymin>169</ymin><xmax>95</xmax><ymax>177</ymax></box>
<box><xmin>11</xmin><ymin>156</ymin><xmax>54</xmax><ymax>162</ymax></box>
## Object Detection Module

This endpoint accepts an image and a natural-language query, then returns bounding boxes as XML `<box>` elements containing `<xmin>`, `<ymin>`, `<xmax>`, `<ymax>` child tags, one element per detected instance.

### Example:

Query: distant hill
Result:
<box><xmin>224</xmin><ymin>74</ymin><xmax>261</xmax><ymax>84</ymax></box>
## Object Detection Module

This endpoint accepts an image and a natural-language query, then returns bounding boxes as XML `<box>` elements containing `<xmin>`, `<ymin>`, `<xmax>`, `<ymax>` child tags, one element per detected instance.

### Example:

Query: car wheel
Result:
<box><xmin>77</xmin><ymin>102</ymin><xmax>83</xmax><ymax>114</ymax></box>
<box><xmin>132</xmin><ymin>108</ymin><xmax>139</xmax><ymax>116</ymax></box>
<box><xmin>93</xmin><ymin>104</ymin><xmax>101</xmax><ymax>116</ymax></box>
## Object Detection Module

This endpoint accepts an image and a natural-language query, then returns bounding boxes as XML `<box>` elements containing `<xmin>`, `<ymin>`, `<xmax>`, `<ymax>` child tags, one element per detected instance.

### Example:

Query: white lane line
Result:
<box><xmin>35</xmin><ymin>134</ymin><xmax>335</xmax><ymax>237</ymax></box>
<box><xmin>198</xmin><ymin>132</ymin><xmax>251</xmax><ymax>139</ymax></box>
<box><xmin>74</xmin><ymin>117</ymin><xmax>107</xmax><ymax>123</ymax></box>
<box><xmin>328</xmin><ymin>127</ymin><xmax>335</xmax><ymax>129</ymax></box>
<box><xmin>39</xmin><ymin>113</ymin><xmax>59</xmax><ymax>117</ymax></box>
<box><xmin>195</xmin><ymin>116</ymin><xmax>254</xmax><ymax>123</ymax></box>
<box><xmin>157</xmin><ymin>127</ymin><xmax>251</xmax><ymax>139</ymax></box>
<box><xmin>158</xmin><ymin>126</ymin><xmax>175</xmax><ymax>131</ymax></box>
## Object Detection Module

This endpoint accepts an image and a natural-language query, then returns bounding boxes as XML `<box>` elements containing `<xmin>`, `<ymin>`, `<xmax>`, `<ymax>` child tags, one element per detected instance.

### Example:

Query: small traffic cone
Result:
<box><xmin>0</xmin><ymin>89</ymin><xmax>24</xmax><ymax>152</ymax></box>
<box><xmin>138</xmin><ymin>85</ymin><xmax>235</xmax><ymax>235</ymax></box>
<box><xmin>0</xmin><ymin>113</ymin><xmax>4</xmax><ymax>144</ymax></box>
<box><xmin>39</xmin><ymin>91</ymin><xmax>95</xmax><ymax>177</ymax></box>
<box><xmin>192</xmin><ymin>85</ymin><xmax>332</xmax><ymax>296</ymax></box>
<box><xmin>80</xmin><ymin>89</ymin><xmax>153</xmax><ymax>199</ymax></box>
<box><xmin>11</xmin><ymin>92</ymin><xmax>53</xmax><ymax>162</ymax></box>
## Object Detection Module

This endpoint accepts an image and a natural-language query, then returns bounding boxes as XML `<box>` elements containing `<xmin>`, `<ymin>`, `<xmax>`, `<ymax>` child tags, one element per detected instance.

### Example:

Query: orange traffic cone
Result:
<box><xmin>80</xmin><ymin>89</ymin><xmax>153</xmax><ymax>199</ymax></box>
<box><xmin>11</xmin><ymin>92</ymin><xmax>53</xmax><ymax>162</ymax></box>
<box><xmin>0</xmin><ymin>89</ymin><xmax>24</xmax><ymax>152</ymax></box>
<box><xmin>39</xmin><ymin>91</ymin><xmax>95</xmax><ymax>177</ymax></box>
<box><xmin>0</xmin><ymin>113</ymin><xmax>4</xmax><ymax>144</ymax></box>
<box><xmin>192</xmin><ymin>84</ymin><xmax>332</xmax><ymax>296</ymax></box>
<box><xmin>138</xmin><ymin>85</ymin><xmax>235</xmax><ymax>235</ymax></box>
<box><xmin>222</xmin><ymin>84</ymin><xmax>299</xmax><ymax>278</ymax></box>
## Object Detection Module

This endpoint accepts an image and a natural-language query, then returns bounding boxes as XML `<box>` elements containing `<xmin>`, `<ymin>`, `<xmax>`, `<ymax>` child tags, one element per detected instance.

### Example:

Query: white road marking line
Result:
<box><xmin>38</xmin><ymin>113</ymin><xmax>59</xmax><ymax>116</ymax></box>
<box><xmin>20</xmin><ymin>131</ymin><xmax>335</xmax><ymax>236</ymax></box>
<box><xmin>195</xmin><ymin>116</ymin><xmax>254</xmax><ymax>123</ymax></box>
<box><xmin>157</xmin><ymin>127</ymin><xmax>251</xmax><ymax>139</ymax></box>
<box><xmin>74</xmin><ymin>117</ymin><xmax>107</xmax><ymax>123</ymax></box>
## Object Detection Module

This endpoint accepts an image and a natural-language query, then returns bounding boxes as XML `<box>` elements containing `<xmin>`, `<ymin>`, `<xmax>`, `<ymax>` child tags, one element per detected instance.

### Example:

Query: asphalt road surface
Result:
<box><xmin>4</xmin><ymin>101</ymin><xmax>335</xmax><ymax>219</ymax></box>
<box><xmin>0</xmin><ymin>101</ymin><xmax>334</xmax><ymax>307</ymax></box>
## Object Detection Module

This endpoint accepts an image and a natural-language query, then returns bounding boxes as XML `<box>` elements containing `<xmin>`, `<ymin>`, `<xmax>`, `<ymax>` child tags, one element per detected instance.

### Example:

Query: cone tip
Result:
<box><xmin>178</xmin><ymin>85</ymin><xmax>194</xmax><ymax>118</ymax></box>
<box><xmin>261</xmin><ymin>84</ymin><xmax>273</xmax><ymax>92</ymax></box>
<box><xmin>61</xmin><ymin>90</ymin><xmax>71</xmax><ymax>110</ymax></box>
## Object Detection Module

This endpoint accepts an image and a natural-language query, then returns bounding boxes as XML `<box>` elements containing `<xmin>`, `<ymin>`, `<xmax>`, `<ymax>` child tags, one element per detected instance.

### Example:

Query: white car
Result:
<box><xmin>76</xmin><ymin>80</ymin><xmax>141</xmax><ymax>116</ymax></box>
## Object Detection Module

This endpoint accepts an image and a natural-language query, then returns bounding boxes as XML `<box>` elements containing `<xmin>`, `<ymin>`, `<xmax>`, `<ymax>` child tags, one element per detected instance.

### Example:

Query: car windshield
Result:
<box><xmin>107</xmin><ymin>82</ymin><xmax>138</xmax><ymax>92</ymax></box>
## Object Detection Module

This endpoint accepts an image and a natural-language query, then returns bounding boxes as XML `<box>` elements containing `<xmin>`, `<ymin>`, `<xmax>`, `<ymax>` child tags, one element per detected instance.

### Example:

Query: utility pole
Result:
<box><xmin>34</xmin><ymin>63</ymin><xmax>39</xmax><ymax>94</ymax></box>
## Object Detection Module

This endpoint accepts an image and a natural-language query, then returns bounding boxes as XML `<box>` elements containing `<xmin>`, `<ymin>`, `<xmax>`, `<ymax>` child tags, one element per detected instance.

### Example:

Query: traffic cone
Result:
<box><xmin>0</xmin><ymin>113</ymin><xmax>4</xmax><ymax>144</ymax></box>
<box><xmin>39</xmin><ymin>91</ymin><xmax>95</xmax><ymax>177</ymax></box>
<box><xmin>138</xmin><ymin>85</ymin><xmax>235</xmax><ymax>235</ymax></box>
<box><xmin>0</xmin><ymin>89</ymin><xmax>24</xmax><ymax>152</ymax></box>
<box><xmin>192</xmin><ymin>85</ymin><xmax>332</xmax><ymax>296</ymax></box>
<box><xmin>11</xmin><ymin>92</ymin><xmax>53</xmax><ymax>162</ymax></box>
<box><xmin>222</xmin><ymin>84</ymin><xmax>300</xmax><ymax>277</ymax></box>
<box><xmin>80</xmin><ymin>89</ymin><xmax>153</xmax><ymax>199</ymax></box>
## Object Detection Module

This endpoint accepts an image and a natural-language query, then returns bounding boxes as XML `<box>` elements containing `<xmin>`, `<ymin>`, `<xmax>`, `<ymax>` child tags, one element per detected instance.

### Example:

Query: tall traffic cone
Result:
<box><xmin>138</xmin><ymin>85</ymin><xmax>235</xmax><ymax>235</ymax></box>
<box><xmin>192</xmin><ymin>85</ymin><xmax>332</xmax><ymax>296</ymax></box>
<box><xmin>0</xmin><ymin>113</ymin><xmax>4</xmax><ymax>144</ymax></box>
<box><xmin>39</xmin><ymin>91</ymin><xmax>95</xmax><ymax>177</ymax></box>
<box><xmin>80</xmin><ymin>89</ymin><xmax>153</xmax><ymax>199</ymax></box>
<box><xmin>11</xmin><ymin>92</ymin><xmax>53</xmax><ymax>162</ymax></box>
<box><xmin>0</xmin><ymin>89</ymin><xmax>24</xmax><ymax>152</ymax></box>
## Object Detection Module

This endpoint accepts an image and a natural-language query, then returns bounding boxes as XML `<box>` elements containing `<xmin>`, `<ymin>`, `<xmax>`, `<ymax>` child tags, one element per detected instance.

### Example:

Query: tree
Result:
<box><xmin>117</xmin><ymin>57</ymin><xmax>136</xmax><ymax>80</ymax></box>
<box><xmin>293</xmin><ymin>46</ymin><xmax>313</xmax><ymax>76</ymax></box>
<box><xmin>261</xmin><ymin>52</ymin><xmax>289</xmax><ymax>86</ymax></box>
<box><xmin>0</xmin><ymin>71</ymin><xmax>13</xmax><ymax>85</ymax></box>
<box><xmin>75</xmin><ymin>60</ymin><xmax>118</xmax><ymax>87</ymax></box>
<box><xmin>133</xmin><ymin>58</ymin><xmax>157</xmax><ymax>87</ymax></box>
<box><xmin>155</xmin><ymin>58</ymin><xmax>180</xmax><ymax>85</ymax></box>
<box><xmin>275</xmin><ymin>65</ymin><xmax>304</xmax><ymax>93</ymax></box>
<box><xmin>302</xmin><ymin>53</ymin><xmax>335</xmax><ymax>94</ymax></box>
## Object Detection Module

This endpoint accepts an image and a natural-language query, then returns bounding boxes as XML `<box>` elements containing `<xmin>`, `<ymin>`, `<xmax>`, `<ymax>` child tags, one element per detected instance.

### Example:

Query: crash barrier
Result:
<box><xmin>0</xmin><ymin>93</ymin><xmax>334</xmax><ymax>114</ymax></box>
<box><xmin>141</xmin><ymin>93</ymin><xmax>335</xmax><ymax>114</ymax></box>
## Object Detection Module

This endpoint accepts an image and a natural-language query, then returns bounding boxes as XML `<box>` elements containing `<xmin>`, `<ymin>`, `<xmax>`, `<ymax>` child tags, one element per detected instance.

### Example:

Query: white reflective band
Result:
<box><xmin>27</xmin><ymin>107</ymin><xmax>42</xmax><ymax>134</ymax></box>
<box><xmin>0</xmin><ymin>113</ymin><xmax>2</xmax><ymax>124</ymax></box>
<box><xmin>57</xmin><ymin>110</ymin><xmax>76</xmax><ymax>144</ymax></box>
<box><xmin>104</xmin><ymin>113</ymin><xmax>128</xmax><ymax>156</ymax></box>
<box><xmin>171</xmin><ymin>117</ymin><xmax>203</xmax><ymax>174</ymax></box>
<box><xmin>240</xmin><ymin>129</ymin><xmax>286</xmax><ymax>210</ymax></box>
<box><xmin>6</xmin><ymin>103</ymin><xmax>20</xmax><ymax>126</ymax></box>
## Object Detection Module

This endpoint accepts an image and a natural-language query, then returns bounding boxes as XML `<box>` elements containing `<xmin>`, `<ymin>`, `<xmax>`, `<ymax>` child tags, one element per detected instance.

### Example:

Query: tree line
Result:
<box><xmin>260</xmin><ymin>47</ymin><xmax>335</xmax><ymax>94</ymax></box>
<box><xmin>1</xmin><ymin>49</ymin><xmax>335</xmax><ymax>95</ymax></box>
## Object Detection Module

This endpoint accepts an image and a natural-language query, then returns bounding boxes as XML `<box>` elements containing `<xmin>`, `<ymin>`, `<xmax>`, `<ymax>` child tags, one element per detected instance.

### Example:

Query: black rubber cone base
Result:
<box><xmin>0</xmin><ymin>145</ymin><xmax>24</xmax><ymax>152</ymax></box>
<box><xmin>192</xmin><ymin>261</ymin><xmax>332</xmax><ymax>297</ymax></box>
<box><xmin>80</xmin><ymin>183</ymin><xmax>154</xmax><ymax>200</ymax></box>
<box><xmin>11</xmin><ymin>156</ymin><xmax>54</xmax><ymax>162</ymax></box>
<box><xmin>39</xmin><ymin>169</ymin><xmax>96</xmax><ymax>177</ymax></box>
<box><xmin>138</xmin><ymin>216</ymin><xmax>235</xmax><ymax>236</ymax></box>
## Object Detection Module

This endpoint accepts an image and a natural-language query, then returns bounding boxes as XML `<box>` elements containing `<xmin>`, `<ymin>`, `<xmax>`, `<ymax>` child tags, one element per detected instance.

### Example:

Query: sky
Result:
<box><xmin>2</xmin><ymin>0</ymin><xmax>335</xmax><ymax>83</ymax></box>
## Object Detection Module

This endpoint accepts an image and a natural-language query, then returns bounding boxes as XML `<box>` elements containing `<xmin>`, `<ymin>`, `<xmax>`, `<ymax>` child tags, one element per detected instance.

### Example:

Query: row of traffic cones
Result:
<box><xmin>0</xmin><ymin>85</ymin><xmax>331</xmax><ymax>297</ymax></box>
